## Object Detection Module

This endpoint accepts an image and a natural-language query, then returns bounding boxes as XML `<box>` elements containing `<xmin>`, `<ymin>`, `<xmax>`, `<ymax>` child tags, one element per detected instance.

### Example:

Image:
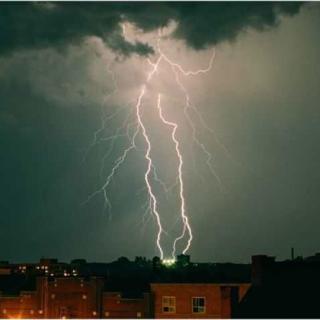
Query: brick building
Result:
<box><xmin>102</xmin><ymin>292</ymin><xmax>150</xmax><ymax>318</ymax></box>
<box><xmin>0</xmin><ymin>255</ymin><xmax>253</xmax><ymax>318</ymax></box>
<box><xmin>0</xmin><ymin>276</ymin><xmax>250</xmax><ymax>318</ymax></box>
<box><xmin>40</xmin><ymin>277</ymin><xmax>104</xmax><ymax>318</ymax></box>
<box><xmin>0</xmin><ymin>290</ymin><xmax>39</xmax><ymax>318</ymax></box>
<box><xmin>151</xmin><ymin>283</ymin><xmax>250</xmax><ymax>318</ymax></box>
<box><xmin>0</xmin><ymin>276</ymin><xmax>152</xmax><ymax>319</ymax></box>
<box><xmin>0</xmin><ymin>277</ymin><xmax>104</xmax><ymax>319</ymax></box>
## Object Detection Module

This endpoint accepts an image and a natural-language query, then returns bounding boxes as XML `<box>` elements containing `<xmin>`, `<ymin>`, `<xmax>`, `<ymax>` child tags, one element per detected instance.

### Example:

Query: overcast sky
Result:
<box><xmin>0</xmin><ymin>2</ymin><xmax>319</xmax><ymax>263</ymax></box>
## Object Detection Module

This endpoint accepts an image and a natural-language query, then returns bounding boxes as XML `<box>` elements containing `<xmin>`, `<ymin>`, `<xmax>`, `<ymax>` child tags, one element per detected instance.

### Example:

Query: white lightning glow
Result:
<box><xmin>135</xmin><ymin>86</ymin><xmax>164</xmax><ymax>259</ymax></box>
<box><xmin>85</xmin><ymin>26</ymin><xmax>223</xmax><ymax>260</ymax></box>
<box><xmin>156</xmin><ymin>94</ymin><xmax>193</xmax><ymax>257</ymax></box>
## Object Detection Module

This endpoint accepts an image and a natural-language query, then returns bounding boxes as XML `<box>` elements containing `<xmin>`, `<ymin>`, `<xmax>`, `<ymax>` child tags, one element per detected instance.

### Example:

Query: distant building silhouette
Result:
<box><xmin>234</xmin><ymin>254</ymin><xmax>320</xmax><ymax>318</ymax></box>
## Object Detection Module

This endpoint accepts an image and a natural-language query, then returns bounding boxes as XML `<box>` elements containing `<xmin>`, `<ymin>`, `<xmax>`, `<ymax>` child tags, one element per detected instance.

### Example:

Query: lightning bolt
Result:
<box><xmin>85</xmin><ymin>27</ymin><xmax>228</xmax><ymax>260</ymax></box>
<box><xmin>84</xmin><ymin>54</ymin><xmax>166</xmax><ymax>258</ymax></box>
<box><xmin>135</xmin><ymin>85</ymin><xmax>164</xmax><ymax>259</ymax></box>
<box><xmin>156</xmin><ymin>38</ymin><xmax>223</xmax><ymax>188</ymax></box>
<box><xmin>82</xmin><ymin>59</ymin><xmax>119</xmax><ymax>163</ymax></box>
<box><xmin>156</xmin><ymin>94</ymin><xmax>192</xmax><ymax>257</ymax></box>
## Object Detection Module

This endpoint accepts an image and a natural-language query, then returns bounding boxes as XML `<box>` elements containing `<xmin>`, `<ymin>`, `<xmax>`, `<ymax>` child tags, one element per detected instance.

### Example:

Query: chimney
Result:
<box><xmin>251</xmin><ymin>255</ymin><xmax>275</xmax><ymax>286</ymax></box>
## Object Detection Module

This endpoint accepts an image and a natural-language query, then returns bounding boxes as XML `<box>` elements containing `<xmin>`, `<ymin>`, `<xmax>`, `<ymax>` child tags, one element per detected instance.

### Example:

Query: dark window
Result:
<box><xmin>192</xmin><ymin>297</ymin><xmax>206</xmax><ymax>313</ymax></box>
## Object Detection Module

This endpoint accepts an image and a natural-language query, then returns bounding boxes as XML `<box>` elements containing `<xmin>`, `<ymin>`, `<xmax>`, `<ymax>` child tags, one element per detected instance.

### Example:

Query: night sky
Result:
<box><xmin>1</xmin><ymin>2</ymin><xmax>319</xmax><ymax>263</ymax></box>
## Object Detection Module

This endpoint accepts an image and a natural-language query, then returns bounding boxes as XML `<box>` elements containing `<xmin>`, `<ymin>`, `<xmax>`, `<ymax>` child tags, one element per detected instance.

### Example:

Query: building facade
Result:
<box><xmin>151</xmin><ymin>283</ymin><xmax>250</xmax><ymax>318</ymax></box>
<box><xmin>0</xmin><ymin>276</ymin><xmax>153</xmax><ymax>319</ymax></box>
<box><xmin>0</xmin><ymin>276</ymin><xmax>249</xmax><ymax>318</ymax></box>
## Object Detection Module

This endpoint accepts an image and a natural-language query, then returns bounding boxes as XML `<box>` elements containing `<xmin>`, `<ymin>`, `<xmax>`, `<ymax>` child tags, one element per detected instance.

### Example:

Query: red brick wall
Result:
<box><xmin>41</xmin><ymin>277</ymin><xmax>103</xmax><ymax>318</ymax></box>
<box><xmin>102</xmin><ymin>292</ymin><xmax>149</xmax><ymax>318</ymax></box>
<box><xmin>151</xmin><ymin>283</ymin><xmax>250</xmax><ymax>319</ymax></box>
<box><xmin>0</xmin><ymin>278</ymin><xmax>250</xmax><ymax>319</ymax></box>
<box><xmin>0</xmin><ymin>291</ymin><xmax>41</xmax><ymax>318</ymax></box>
<box><xmin>0</xmin><ymin>277</ymin><xmax>104</xmax><ymax>319</ymax></box>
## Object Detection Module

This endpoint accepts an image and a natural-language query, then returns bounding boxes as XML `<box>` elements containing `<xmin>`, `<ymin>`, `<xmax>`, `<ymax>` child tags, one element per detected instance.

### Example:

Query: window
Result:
<box><xmin>192</xmin><ymin>297</ymin><xmax>206</xmax><ymax>313</ymax></box>
<box><xmin>162</xmin><ymin>296</ymin><xmax>176</xmax><ymax>313</ymax></box>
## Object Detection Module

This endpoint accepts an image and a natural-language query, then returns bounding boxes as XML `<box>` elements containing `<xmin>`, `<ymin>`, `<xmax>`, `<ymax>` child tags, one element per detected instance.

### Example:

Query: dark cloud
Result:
<box><xmin>0</xmin><ymin>2</ymin><xmax>303</xmax><ymax>56</ymax></box>
<box><xmin>166</xmin><ymin>2</ymin><xmax>303</xmax><ymax>49</ymax></box>
<box><xmin>0</xmin><ymin>2</ymin><xmax>153</xmax><ymax>56</ymax></box>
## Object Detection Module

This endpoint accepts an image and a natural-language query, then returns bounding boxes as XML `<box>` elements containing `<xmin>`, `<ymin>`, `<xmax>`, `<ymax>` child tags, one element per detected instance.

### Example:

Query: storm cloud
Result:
<box><xmin>0</xmin><ymin>2</ymin><xmax>303</xmax><ymax>56</ymax></box>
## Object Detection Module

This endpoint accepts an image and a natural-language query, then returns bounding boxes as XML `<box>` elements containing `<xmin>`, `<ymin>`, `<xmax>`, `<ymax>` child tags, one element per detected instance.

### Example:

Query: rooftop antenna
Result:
<box><xmin>291</xmin><ymin>247</ymin><xmax>295</xmax><ymax>260</ymax></box>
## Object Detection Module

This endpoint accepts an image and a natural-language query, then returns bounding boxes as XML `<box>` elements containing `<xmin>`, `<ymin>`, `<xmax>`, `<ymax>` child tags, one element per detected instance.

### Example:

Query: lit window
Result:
<box><xmin>92</xmin><ymin>311</ymin><xmax>97</xmax><ymax>316</ymax></box>
<box><xmin>162</xmin><ymin>296</ymin><xmax>176</xmax><ymax>313</ymax></box>
<box><xmin>137</xmin><ymin>312</ymin><xmax>142</xmax><ymax>318</ymax></box>
<box><xmin>2</xmin><ymin>309</ymin><xmax>6</xmax><ymax>314</ymax></box>
<box><xmin>30</xmin><ymin>309</ymin><xmax>34</xmax><ymax>314</ymax></box>
<box><xmin>105</xmin><ymin>311</ymin><xmax>110</xmax><ymax>317</ymax></box>
<box><xmin>38</xmin><ymin>310</ymin><xmax>43</xmax><ymax>314</ymax></box>
<box><xmin>82</xmin><ymin>294</ymin><xmax>87</xmax><ymax>300</ymax></box>
<box><xmin>192</xmin><ymin>297</ymin><xmax>206</xmax><ymax>313</ymax></box>
<box><xmin>51</xmin><ymin>294</ymin><xmax>55</xmax><ymax>299</ymax></box>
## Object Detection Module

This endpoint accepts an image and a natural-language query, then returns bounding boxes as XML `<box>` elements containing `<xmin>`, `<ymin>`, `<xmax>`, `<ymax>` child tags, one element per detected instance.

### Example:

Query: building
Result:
<box><xmin>3</xmin><ymin>254</ymin><xmax>320</xmax><ymax>318</ymax></box>
<box><xmin>40</xmin><ymin>277</ymin><xmax>104</xmax><ymax>318</ymax></box>
<box><xmin>102</xmin><ymin>292</ymin><xmax>151</xmax><ymax>318</ymax></box>
<box><xmin>151</xmin><ymin>283</ymin><xmax>250</xmax><ymax>318</ymax></box>
<box><xmin>0</xmin><ymin>276</ymin><xmax>250</xmax><ymax>318</ymax></box>
<box><xmin>0</xmin><ymin>275</ymin><xmax>39</xmax><ymax>318</ymax></box>
<box><xmin>235</xmin><ymin>254</ymin><xmax>320</xmax><ymax>318</ymax></box>
<box><xmin>0</xmin><ymin>256</ymin><xmax>253</xmax><ymax>318</ymax></box>
<box><xmin>0</xmin><ymin>276</ymin><xmax>151</xmax><ymax>319</ymax></box>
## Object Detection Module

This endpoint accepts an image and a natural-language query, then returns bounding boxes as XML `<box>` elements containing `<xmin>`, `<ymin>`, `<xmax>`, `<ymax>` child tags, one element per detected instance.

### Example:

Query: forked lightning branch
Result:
<box><xmin>85</xmin><ymin>29</ymin><xmax>219</xmax><ymax>262</ymax></box>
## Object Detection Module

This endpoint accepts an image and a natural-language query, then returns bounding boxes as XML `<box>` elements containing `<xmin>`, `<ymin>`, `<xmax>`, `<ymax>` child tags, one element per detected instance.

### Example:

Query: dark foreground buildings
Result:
<box><xmin>0</xmin><ymin>253</ymin><xmax>320</xmax><ymax>318</ymax></box>
<box><xmin>234</xmin><ymin>253</ymin><xmax>320</xmax><ymax>318</ymax></box>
